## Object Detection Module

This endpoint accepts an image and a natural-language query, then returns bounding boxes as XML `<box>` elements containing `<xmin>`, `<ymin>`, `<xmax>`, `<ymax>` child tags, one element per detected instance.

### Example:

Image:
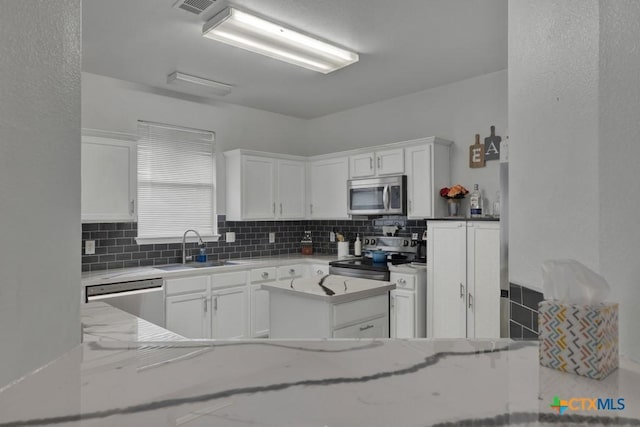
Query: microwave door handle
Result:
<box><xmin>383</xmin><ymin>185</ymin><xmax>390</xmax><ymax>211</ymax></box>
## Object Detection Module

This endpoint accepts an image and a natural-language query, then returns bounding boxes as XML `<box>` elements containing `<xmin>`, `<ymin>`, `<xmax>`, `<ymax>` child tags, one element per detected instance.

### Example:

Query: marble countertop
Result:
<box><xmin>1</xmin><ymin>336</ymin><xmax>639</xmax><ymax>427</ymax></box>
<box><xmin>81</xmin><ymin>255</ymin><xmax>340</xmax><ymax>287</ymax></box>
<box><xmin>81</xmin><ymin>302</ymin><xmax>187</xmax><ymax>343</ymax></box>
<box><xmin>261</xmin><ymin>274</ymin><xmax>395</xmax><ymax>303</ymax></box>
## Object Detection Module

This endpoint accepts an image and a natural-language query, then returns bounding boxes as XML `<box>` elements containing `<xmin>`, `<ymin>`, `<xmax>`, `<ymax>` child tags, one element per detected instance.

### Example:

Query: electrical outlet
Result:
<box><xmin>226</xmin><ymin>232</ymin><xmax>236</xmax><ymax>243</ymax></box>
<box><xmin>412</xmin><ymin>233</ymin><xmax>419</xmax><ymax>240</ymax></box>
<box><xmin>329</xmin><ymin>232</ymin><xmax>336</xmax><ymax>242</ymax></box>
<box><xmin>85</xmin><ymin>240</ymin><xmax>95</xmax><ymax>255</ymax></box>
<box><xmin>269</xmin><ymin>232</ymin><xmax>276</xmax><ymax>243</ymax></box>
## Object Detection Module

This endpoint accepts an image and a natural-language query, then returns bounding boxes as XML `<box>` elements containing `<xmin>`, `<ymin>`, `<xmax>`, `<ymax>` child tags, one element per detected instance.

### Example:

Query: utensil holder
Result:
<box><xmin>337</xmin><ymin>242</ymin><xmax>349</xmax><ymax>258</ymax></box>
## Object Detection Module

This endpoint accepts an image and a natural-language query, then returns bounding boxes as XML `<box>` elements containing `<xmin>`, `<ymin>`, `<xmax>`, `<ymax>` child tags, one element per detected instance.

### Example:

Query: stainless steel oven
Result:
<box><xmin>347</xmin><ymin>175</ymin><xmax>407</xmax><ymax>216</ymax></box>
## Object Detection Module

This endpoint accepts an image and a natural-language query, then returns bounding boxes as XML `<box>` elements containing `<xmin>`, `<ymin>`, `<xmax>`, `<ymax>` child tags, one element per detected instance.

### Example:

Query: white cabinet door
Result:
<box><xmin>376</xmin><ymin>148</ymin><xmax>404</xmax><ymax>175</ymax></box>
<box><xmin>467</xmin><ymin>222</ymin><xmax>500</xmax><ymax>338</ymax></box>
<box><xmin>242</xmin><ymin>156</ymin><xmax>276</xmax><ymax>219</ymax></box>
<box><xmin>428</xmin><ymin>221</ymin><xmax>467</xmax><ymax>338</ymax></box>
<box><xmin>405</xmin><ymin>145</ymin><xmax>432</xmax><ymax>218</ymax></box>
<box><xmin>309</xmin><ymin>157</ymin><xmax>349</xmax><ymax>219</ymax></box>
<box><xmin>250</xmin><ymin>284</ymin><xmax>270</xmax><ymax>337</ymax></box>
<box><xmin>81</xmin><ymin>135</ymin><xmax>136</xmax><ymax>222</ymax></box>
<box><xmin>277</xmin><ymin>159</ymin><xmax>306</xmax><ymax>219</ymax></box>
<box><xmin>349</xmin><ymin>153</ymin><xmax>375</xmax><ymax>178</ymax></box>
<box><xmin>390</xmin><ymin>289</ymin><xmax>415</xmax><ymax>338</ymax></box>
<box><xmin>211</xmin><ymin>286</ymin><xmax>248</xmax><ymax>339</ymax></box>
<box><xmin>166</xmin><ymin>292</ymin><xmax>209</xmax><ymax>339</ymax></box>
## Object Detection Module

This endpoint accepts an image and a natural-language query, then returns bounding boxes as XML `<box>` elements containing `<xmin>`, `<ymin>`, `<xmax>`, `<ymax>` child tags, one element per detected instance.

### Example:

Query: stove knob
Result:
<box><xmin>403</xmin><ymin>240</ymin><xmax>409</xmax><ymax>247</ymax></box>
<box><xmin>370</xmin><ymin>238</ymin><xmax>376</xmax><ymax>245</ymax></box>
<box><xmin>410</xmin><ymin>241</ymin><xmax>418</xmax><ymax>247</ymax></box>
<box><xmin>364</xmin><ymin>239</ymin><xmax>370</xmax><ymax>245</ymax></box>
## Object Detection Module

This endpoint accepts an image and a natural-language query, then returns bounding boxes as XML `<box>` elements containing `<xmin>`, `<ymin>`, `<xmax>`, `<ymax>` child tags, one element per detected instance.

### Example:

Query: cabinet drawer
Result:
<box><xmin>333</xmin><ymin>316</ymin><xmax>387</xmax><ymax>338</ymax></box>
<box><xmin>309</xmin><ymin>264</ymin><xmax>329</xmax><ymax>277</ymax></box>
<box><xmin>250</xmin><ymin>267</ymin><xmax>277</xmax><ymax>283</ymax></box>
<box><xmin>390</xmin><ymin>273</ymin><xmax>416</xmax><ymax>290</ymax></box>
<box><xmin>211</xmin><ymin>271</ymin><xmax>247</xmax><ymax>289</ymax></box>
<box><xmin>165</xmin><ymin>275</ymin><xmax>209</xmax><ymax>296</ymax></box>
<box><xmin>333</xmin><ymin>294</ymin><xmax>387</xmax><ymax>328</ymax></box>
<box><xmin>277</xmin><ymin>264</ymin><xmax>305</xmax><ymax>279</ymax></box>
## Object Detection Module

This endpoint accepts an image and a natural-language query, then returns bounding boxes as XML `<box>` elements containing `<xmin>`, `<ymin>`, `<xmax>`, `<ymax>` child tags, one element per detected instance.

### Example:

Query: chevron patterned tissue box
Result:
<box><xmin>538</xmin><ymin>300</ymin><xmax>618</xmax><ymax>380</ymax></box>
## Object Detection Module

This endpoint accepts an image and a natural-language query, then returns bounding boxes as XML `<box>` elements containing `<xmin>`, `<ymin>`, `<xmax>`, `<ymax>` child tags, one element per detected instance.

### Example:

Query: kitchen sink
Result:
<box><xmin>154</xmin><ymin>261</ymin><xmax>225</xmax><ymax>271</ymax></box>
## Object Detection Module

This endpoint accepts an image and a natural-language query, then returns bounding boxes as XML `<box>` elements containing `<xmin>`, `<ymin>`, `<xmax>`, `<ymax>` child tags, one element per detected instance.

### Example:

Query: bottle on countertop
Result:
<box><xmin>470</xmin><ymin>184</ymin><xmax>483</xmax><ymax>217</ymax></box>
<box><xmin>354</xmin><ymin>234</ymin><xmax>362</xmax><ymax>257</ymax></box>
<box><xmin>492</xmin><ymin>191</ymin><xmax>500</xmax><ymax>218</ymax></box>
<box><xmin>197</xmin><ymin>246</ymin><xmax>207</xmax><ymax>263</ymax></box>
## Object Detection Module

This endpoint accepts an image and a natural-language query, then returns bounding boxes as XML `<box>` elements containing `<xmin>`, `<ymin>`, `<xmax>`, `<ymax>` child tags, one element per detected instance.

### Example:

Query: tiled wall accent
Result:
<box><xmin>82</xmin><ymin>215</ymin><xmax>427</xmax><ymax>272</ymax></box>
<box><xmin>509</xmin><ymin>283</ymin><xmax>544</xmax><ymax>339</ymax></box>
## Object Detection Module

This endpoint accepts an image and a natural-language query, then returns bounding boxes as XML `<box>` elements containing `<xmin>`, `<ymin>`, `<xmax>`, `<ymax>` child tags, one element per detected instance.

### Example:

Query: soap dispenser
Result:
<box><xmin>354</xmin><ymin>234</ymin><xmax>362</xmax><ymax>257</ymax></box>
<box><xmin>197</xmin><ymin>245</ymin><xmax>207</xmax><ymax>263</ymax></box>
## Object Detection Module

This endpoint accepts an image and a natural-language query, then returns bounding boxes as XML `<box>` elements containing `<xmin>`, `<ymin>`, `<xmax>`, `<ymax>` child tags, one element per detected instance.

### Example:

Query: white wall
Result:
<box><xmin>82</xmin><ymin>72</ymin><xmax>307</xmax><ymax>214</ymax></box>
<box><xmin>509</xmin><ymin>0</ymin><xmax>640</xmax><ymax>361</ymax></box>
<box><xmin>304</xmin><ymin>70</ymin><xmax>508</xmax><ymax>213</ymax></box>
<box><xmin>509</xmin><ymin>0</ymin><xmax>600</xmax><ymax>291</ymax></box>
<box><xmin>0</xmin><ymin>0</ymin><xmax>81</xmax><ymax>387</ymax></box>
<box><xmin>599</xmin><ymin>1</ymin><xmax>640</xmax><ymax>361</ymax></box>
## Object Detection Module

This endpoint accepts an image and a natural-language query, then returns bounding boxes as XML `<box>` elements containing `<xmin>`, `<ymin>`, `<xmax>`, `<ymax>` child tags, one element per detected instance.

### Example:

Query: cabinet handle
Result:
<box><xmin>280</xmin><ymin>203</ymin><xmax>283</xmax><ymax>215</ymax></box>
<box><xmin>262</xmin><ymin>272</ymin><xmax>269</xmax><ymax>279</ymax></box>
<box><xmin>390</xmin><ymin>296</ymin><xmax>395</xmax><ymax>310</ymax></box>
<box><xmin>203</xmin><ymin>296</ymin><xmax>207</xmax><ymax>313</ymax></box>
<box><xmin>289</xmin><ymin>268</ymin><xmax>296</xmax><ymax>275</ymax></box>
<box><xmin>377</xmin><ymin>156</ymin><xmax>382</xmax><ymax>169</ymax></box>
<box><xmin>273</xmin><ymin>203</ymin><xmax>276</xmax><ymax>214</ymax></box>
<box><xmin>460</xmin><ymin>283</ymin><xmax>464</xmax><ymax>299</ymax></box>
<box><xmin>468</xmin><ymin>293</ymin><xmax>473</xmax><ymax>309</ymax></box>
<box><xmin>369</xmin><ymin>157</ymin><xmax>373</xmax><ymax>170</ymax></box>
<box><xmin>359</xmin><ymin>324</ymin><xmax>374</xmax><ymax>331</ymax></box>
<box><xmin>408</xmin><ymin>199</ymin><xmax>412</xmax><ymax>213</ymax></box>
<box><xmin>310</xmin><ymin>204</ymin><xmax>314</xmax><ymax>215</ymax></box>
<box><xmin>213</xmin><ymin>296</ymin><xmax>218</xmax><ymax>311</ymax></box>
<box><xmin>129</xmin><ymin>200</ymin><xmax>135</xmax><ymax>215</ymax></box>
<box><xmin>398</xmin><ymin>278</ymin><xmax>406</xmax><ymax>285</ymax></box>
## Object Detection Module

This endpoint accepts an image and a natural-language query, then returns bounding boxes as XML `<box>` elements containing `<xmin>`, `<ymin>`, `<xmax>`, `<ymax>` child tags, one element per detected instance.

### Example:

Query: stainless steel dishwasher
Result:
<box><xmin>85</xmin><ymin>278</ymin><xmax>165</xmax><ymax>327</ymax></box>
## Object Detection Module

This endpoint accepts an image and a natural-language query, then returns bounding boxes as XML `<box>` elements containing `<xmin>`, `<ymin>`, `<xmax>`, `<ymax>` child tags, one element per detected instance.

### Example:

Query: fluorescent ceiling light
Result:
<box><xmin>202</xmin><ymin>7</ymin><xmax>359</xmax><ymax>74</ymax></box>
<box><xmin>167</xmin><ymin>71</ymin><xmax>233</xmax><ymax>96</ymax></box>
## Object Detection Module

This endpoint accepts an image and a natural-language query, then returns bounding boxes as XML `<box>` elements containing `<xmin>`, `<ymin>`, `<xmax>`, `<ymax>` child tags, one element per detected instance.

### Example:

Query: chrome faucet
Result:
<box><xmin>182</xmin><ymin>229</ymin><xmax>204</xmax><ymax>264</ymax></box>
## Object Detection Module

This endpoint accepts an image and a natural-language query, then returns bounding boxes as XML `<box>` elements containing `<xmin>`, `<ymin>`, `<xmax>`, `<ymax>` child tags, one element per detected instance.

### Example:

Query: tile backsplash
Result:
<box><xmin>509</xmin><ymin>283</ymin><xmax>544</xmax><ymax>339</ymax></box>
<box><xmin>82</xmin><ymin>215</ymin><xmax>425</xmax><ymax>272</ymax></box>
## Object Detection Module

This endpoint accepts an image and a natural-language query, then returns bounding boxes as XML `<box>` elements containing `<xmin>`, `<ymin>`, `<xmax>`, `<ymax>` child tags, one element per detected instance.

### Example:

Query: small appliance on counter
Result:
<box><xmin>301</xmin><ymin>230</ymin><xmax>313</xmax><ymax>255</ymax></box>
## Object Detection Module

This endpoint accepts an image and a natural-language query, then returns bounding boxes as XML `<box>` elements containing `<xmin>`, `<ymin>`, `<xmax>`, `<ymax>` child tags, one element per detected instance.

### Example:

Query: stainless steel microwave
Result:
<box><xmin>347</xmin><ymin>175</ymin><xmax>407</xmax><ymax>215</ymax></box>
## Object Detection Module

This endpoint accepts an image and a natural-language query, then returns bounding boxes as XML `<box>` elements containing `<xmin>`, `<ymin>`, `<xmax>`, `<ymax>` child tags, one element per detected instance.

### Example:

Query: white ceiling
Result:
<box><xmin>82</xmin><ymin>0</ymin><xmax>507</xmax><ymax>119</ymax></box>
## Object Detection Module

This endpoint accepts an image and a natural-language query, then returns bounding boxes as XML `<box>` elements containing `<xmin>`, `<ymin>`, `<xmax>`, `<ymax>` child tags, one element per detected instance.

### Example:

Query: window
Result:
<box><xmin>136</xmin><ymin>121</ymin><xmax>217</xmax><ymax>243</ymax></box>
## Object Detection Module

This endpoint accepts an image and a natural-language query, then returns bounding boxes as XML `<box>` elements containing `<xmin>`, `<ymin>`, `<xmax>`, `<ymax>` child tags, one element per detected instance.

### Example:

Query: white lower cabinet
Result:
<box><xmin>250</xmin><ymin>284</ymin><xmax>270</xmax><ymax>337</ymax></box>
<box><xmin>165</xmin><ymin>275</ymin><xmax>210</xmax><ymax>339</ymax></box>
<box><xmin>389</xmin><ymin>270</ymin><xmax>426</xmax><ymax>338</ymax></box>
<box><xmin>211</xmin><ymin>286</ymin><xmax>248</xmax><ymax>339</ymax></box>
<box><xmin>427</xmin><ymin>220</ymin><xmax>500</xmax><ymax>338</ymax></box>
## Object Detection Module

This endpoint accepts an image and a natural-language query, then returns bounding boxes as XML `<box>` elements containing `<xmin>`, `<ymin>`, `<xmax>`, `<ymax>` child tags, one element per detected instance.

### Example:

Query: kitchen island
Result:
<box><xmin>1</xmin><ymin>333</ymin><xmax>639</xmax><ymax>426</ymax></box>
<box><xmin>262</xmin><ymin>275</ymin><xmax>395</xmax><ymax>339</ymax></box>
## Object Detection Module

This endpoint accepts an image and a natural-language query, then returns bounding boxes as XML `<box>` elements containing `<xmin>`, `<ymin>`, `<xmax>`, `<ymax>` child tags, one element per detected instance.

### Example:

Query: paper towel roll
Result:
<box><xmin>337</xmin><ymin>242</ymin><xmax>349</xmax><ymax>258</ymax></box>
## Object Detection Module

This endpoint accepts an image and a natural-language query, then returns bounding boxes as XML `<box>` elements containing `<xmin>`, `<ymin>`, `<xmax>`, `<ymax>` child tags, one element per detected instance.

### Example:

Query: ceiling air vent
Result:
<box><xmin>173</xmin><ymin>0</ymin><xmax>216</xmax><ymax>15</ymax></box>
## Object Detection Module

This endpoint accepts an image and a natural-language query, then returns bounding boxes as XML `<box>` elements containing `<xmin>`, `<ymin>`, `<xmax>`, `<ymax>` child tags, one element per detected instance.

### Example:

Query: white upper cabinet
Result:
<box><xmin>405</xmin><ymin>139</ymin><xmax>451</xmax><ymax>219</ymax></box>
<box><xmin>81</xmin><ymin>132</ymin><xmax>137</xmax><ymax>223</ymax></box>
<box><xmin>308</xmin><ymin>157</ymin><xmax>350</xmax><ymax>219</ymax></box>
<box><xmin>277</xmin><ymin>159</ymin><xmax>306</xmax><ymax>219</ymax></box>
<box><xmin>349</xmin><ymin>148</ymin><xmax>404</xmax><ymax>179</ymax></box>
<box><xmin>225</xmin><ymin>150</ymin><xmax>306</xmax><ymax>221</ymax></box>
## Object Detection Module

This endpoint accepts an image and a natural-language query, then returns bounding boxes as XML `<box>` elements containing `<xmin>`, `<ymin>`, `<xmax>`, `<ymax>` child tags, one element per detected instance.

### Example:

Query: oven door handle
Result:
<box><xmin>383</xmin><ymin>185</ymin><xmax>390</xmax><ymax>211</ymax></box>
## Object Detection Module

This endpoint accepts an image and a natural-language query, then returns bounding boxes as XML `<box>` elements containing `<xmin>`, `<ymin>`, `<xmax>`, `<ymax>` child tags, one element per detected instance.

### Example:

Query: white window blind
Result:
<box><xmin>137</xmin><ymin>121</ymin><xmax>216</xmax><ymax>242</ymax></box>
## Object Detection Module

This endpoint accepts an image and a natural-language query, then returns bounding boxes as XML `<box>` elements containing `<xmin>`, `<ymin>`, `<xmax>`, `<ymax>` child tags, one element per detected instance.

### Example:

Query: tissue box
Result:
<box><xmin>538</xmin><ymin>301</ymin><xmax>618</xmax><ymax>380</ymax></box>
